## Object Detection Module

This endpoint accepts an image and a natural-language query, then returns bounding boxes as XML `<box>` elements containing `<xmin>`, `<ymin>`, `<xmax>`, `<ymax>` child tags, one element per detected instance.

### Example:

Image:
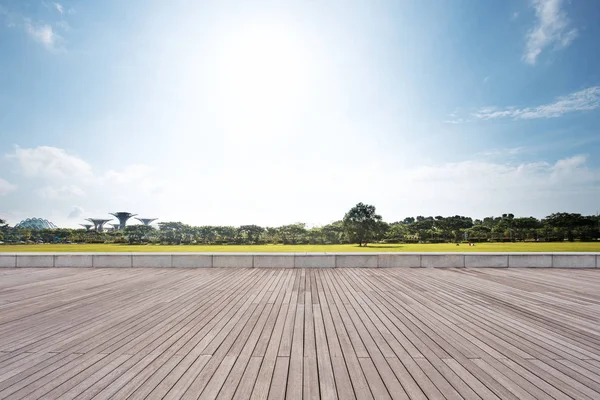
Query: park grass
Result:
<box><xmin>0</xmin><ymin>242</ymin><xmax>599</xmax><ymax>252</ymax></box>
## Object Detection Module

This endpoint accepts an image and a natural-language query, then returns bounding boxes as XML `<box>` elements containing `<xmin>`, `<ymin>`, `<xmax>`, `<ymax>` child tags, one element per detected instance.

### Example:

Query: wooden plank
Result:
<box><xmin>0</xmin><ymin>267</ymin><xmax>598</xmax><ymax>399</ymax></box>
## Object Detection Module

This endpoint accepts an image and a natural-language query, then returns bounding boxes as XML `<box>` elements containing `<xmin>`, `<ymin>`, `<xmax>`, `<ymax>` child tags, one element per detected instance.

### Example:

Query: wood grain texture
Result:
<box><xmin>0</xmin><ymin>267</ymin><xmax>599</xmax><ymax>399</ymax></box>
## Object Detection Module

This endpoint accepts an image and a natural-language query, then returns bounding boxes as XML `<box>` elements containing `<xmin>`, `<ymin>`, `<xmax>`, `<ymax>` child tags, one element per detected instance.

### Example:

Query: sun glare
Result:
<box><xmin>214</xmin><ymin>23</ymin><xmax>316</xmax><ymax>116</ymax></box>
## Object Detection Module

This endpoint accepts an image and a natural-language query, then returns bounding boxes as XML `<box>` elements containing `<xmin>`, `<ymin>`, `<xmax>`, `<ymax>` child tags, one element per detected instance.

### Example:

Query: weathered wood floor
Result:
<box><xmin>0</xmin><ymin>268</ymin><xmax>599</xmax><ymax>399</ymax></box>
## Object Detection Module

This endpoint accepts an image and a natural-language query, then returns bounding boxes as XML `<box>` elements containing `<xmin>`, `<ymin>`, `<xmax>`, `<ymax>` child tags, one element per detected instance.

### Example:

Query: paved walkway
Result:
<box><xmin>0</xmin><ymin>267</ymin><xmax>599</xmax><ymax>399</ymax></box>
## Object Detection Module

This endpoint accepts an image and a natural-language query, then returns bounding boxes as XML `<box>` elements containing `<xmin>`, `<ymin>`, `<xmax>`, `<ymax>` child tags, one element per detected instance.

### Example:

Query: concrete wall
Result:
<box><xmin>422</xmin><ymin>254</ymin><xmax>464</xmax><ymax>268</ymax></box>
<box><xmin>378</xmin><ymin>254</ymin><xmax>421</xmax><ymax>268</ymax></box>
<box><xmin>465</xmin><ymin>254</ymin><xmax>508</xmax><ymax>268</ymax></box>
<box><xmin>0</xmin><ymin>254</ymin><xmax>16</xmax><ymax>268</ymax></box>
<box><xmin>172</xmin><ymin>255</ymin><xmax>212</xmax><ymax>268</ymax></box>
<box><xmin>0</xmin><ymin>252</ymin><xmax>598</xmax><ymax>268</ymax></box>
<box><xmin>55</xmin><ymin>254</ymin><xmax>93</xmax><ymax>268</ymax></box>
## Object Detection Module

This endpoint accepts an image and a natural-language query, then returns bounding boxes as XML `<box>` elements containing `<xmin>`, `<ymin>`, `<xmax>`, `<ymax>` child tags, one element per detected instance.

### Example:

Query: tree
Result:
<box><xmin>543</xmin><ymin>213</ymin><xmax>586</xmax><ymax>242</ymax></box>
<box><xmin>322</xmin><ymin>221</ymin><xmax>344</xmax><ymax>244</ymax></box>
<box><xmin>214</xmin><ymin>226</ymin><xmax>237</xmax><ymax>244</ymax></box>
<box><xmin>386</xmin><ymin>222</ymin><xmax>408</xmax><ymax>243</ymax></box>
<box><xmin>278</xmin><ymin>223</ymin><xmax>307</xmax><ymax>244</ymax></box>
<box><xmin>512</xmin><ymin>217</ymin><xmax>540</xmax><ymax>241</ymax></box>
<box><xmin>158</xmin><ymin>222</ymin><xmax>189</xmax><ymax>244</ymax></box>
<box><xmin>0</xmin><ymin>218</ymin><xmax>7</xmax><ymax>241</ymax></box>
<box><xmin>466</xmin><ymin>225</ymin><xmax>491</xmax><ymax>242</ymax></box>
<box><xmin>239</xmin><ymin>225</ymin><xmax>265</xmax><ymax>244</ymax></box>
<box><xmin>124</xmin><ymin>225</ymin><xmax>156</xmax><ymax>244</ymax></box>
<box><xmin>342</xmin><ymin>203</ymin><xmax>382</xmax><ymax>246</ymax></box>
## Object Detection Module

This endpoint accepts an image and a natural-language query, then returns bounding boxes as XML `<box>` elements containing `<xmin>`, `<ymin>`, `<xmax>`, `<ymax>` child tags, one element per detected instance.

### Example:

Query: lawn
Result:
<box><xmin>0</xmin><ymin>242</ymin><xmax>599</xmax><ymax>252</ymax></box>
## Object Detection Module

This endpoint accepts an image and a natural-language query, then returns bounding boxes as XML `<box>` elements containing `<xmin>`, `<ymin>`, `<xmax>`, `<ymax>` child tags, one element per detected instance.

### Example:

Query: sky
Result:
<box><xmin>1</xmin><ymin>0</ymin><xmax>599</xmax><ymax>228</ymax></box>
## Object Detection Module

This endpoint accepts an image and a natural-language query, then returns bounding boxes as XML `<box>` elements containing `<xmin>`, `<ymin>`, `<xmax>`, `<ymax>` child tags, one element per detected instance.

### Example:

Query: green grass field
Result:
<box><xmin>0</xmin><ymin>242</ymin><xmax>599</xmax><ymax>252</ymax></box>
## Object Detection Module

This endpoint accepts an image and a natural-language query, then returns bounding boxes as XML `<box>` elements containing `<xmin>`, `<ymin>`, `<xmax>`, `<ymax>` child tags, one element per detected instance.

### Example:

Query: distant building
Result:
<box><xmin>15</xmin><ymin>218</ymin><xmax>57</xmax><ymax>230</ymax></box>
<box><xmin>86</xmin><ymin>218</ymin><xmax>112</xmax><ymax>232</ymax></box>
<box><xmin>110</xmin><ymin>212</ymin><xmax>137</xmax><ymax>230</ymax></box>
<box><xmin>135</xmin><ymin>218</ymin><xmax>158</xmax><ymax>226</ymax></box>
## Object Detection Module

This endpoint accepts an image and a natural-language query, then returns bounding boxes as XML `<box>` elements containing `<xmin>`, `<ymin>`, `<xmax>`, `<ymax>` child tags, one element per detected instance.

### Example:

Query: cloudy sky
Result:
<box><xmin>1</xmin><ymin>0</ymin><xmax>599</xmax><ymax>228</ymax></box>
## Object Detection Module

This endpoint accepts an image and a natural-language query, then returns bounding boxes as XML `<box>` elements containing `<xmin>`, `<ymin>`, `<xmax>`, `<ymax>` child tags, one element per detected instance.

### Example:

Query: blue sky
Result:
<box><xmin>1</xmin><ymin>0</ymin><xmax>599</xmax><ymax>227</ymax></box>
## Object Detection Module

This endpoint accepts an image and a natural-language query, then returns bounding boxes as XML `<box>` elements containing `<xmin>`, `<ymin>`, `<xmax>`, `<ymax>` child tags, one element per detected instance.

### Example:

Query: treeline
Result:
<box><xmin>1</xmin><ymin>212</ymin><xmax>599</xmax><ymax>245</ymax></box>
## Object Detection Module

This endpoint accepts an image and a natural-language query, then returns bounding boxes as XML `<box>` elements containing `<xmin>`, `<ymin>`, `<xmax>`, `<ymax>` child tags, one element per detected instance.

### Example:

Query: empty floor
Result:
<box><xmin>0</xmin><ymin>267</ymin><xmax>599</xmax><ymax>399</ymax></box>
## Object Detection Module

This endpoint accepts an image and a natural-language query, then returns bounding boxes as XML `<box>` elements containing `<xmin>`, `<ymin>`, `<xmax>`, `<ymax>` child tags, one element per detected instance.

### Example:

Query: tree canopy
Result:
<box><xmin>342</xmin><ymin>203</ymin><xmax>383</xmax><ymax>246</ymax></box>
<box><xmin>0</xmin><ymin>211</ymin><xmax>598</xmax><ymax>245</ymax></box>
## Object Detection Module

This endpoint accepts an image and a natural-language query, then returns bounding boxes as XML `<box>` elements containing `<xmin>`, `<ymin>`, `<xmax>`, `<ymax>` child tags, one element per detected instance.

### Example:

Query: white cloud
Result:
<box><xmin>102</xmin><ymin>164</ymin><xmax>156</xmax><ymax>184</ymax></box>
<box><xmin>478</xmin><ymin>147</ymin><xmax>525</xmax><ymax>158</ymax></box>
<box><xmin>524</xmin><ymin>0</ymin><xmax>578</xmax><ymax>65</ymax></box>
<box><xmin>39</xmin><ymin>185</ymin><xmax>85</xmax><ymax>200</ymax></box>
<box><xmin>68</xmin><ymin>206</ymin><xmax>84</xmax><ymax>219</ymax></box>
<box><xmin>7</xmin><ymin>146</ymin><xmax>93</xmax><ymax>180</ymax></box>
<box><xmin>4</xmin><ymin>143</ymin><xmax>599</xmax><ymax>227</ymax></box>
<box><xmin>56</xmin><ymin>20</ymin><xmax>70</xmax><ymax>31</ymax></box>
<box><xmin>511</xmin><ymin>11</ymin><xmax>520</xmax><ymax>21</ymax></box>
<box><xmin>0</xmin><ymin>177</ymin><xmax>16</xmax><ymax>195</ymax></box>
<box><xmin>403</xmin><ymin>155</ymin><xmax>597</xmax><ymax>188</ymax></box>
<box><xmin>374</xmin><ymin>155</ymin><xmax>600</xmax><ymax>218</ymax></box>
<box><xmin>53</xmin><ymin>2</ymin><xmax>64</xmax><ymax>14</ymax></box>
<box><xmin>24</xmin><ymin>21</ymin><xmax>60</xmax><ymax>50</ymax></box>
<box><xmin>473</xmin><ymin>86</ymin><xmax>600</xmax><ymax>120</ymax></box>
<box><xmin>7</xmin><ymin>146</ymin><xmax>161</xmax><ymax>194</ymax></box>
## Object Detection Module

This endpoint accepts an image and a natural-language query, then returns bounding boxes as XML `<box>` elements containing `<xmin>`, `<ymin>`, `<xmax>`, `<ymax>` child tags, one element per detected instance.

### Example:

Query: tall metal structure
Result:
<box><xmin>110</xmin><ymin>223</ymin><xmax>121</xmax><ymax>230</ymax></box>
<box><xmin>135</xmin><ymin>218</ymin><xmax>158</xmax><ymax>226</ymax></box>
<box><xmin>110</xmin><ymin>212</ymin><xmax>137</xmax><ymax>230</ymax></box>
<box><xmin>80</xmin><ymin>224</ymin><xmax>93</xmax><ymax>231</ymax></box>
<box><xmin>86</xmin><ymin>218</ymin><xmax>112</xmax><ymax>232</ymax></box>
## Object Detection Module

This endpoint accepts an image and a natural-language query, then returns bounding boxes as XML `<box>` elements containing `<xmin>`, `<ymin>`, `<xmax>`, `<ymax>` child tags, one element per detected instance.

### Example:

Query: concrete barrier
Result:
<box><xmin>93</xmin><ymin>254</ymin><xmax>132</xmax><ymax>268</ymax></box>
<box><xmin>552</xmin><ymin>254</ymin><xmax>596</xmax><ymax>269</ymax></box>
<box><xmin>336</xmin><ymin>255</ymin><xmax>378</xmax><ymax>268</ymax></box>
<box><xmin>172</xmin><ymin>254</ymin><xmax>213</xmax><ymax>268</ymax></box>
<box><xmin>465</xmin><ymin>255</ymin><xmax>508</xmax><ymax>268</ymax></box>
<box><xmin>253</xmin><ymin>255</ymin><xmax>295</xmax><ymax>268</ymax></box>
<box><xmin>55</xmin><ymin>254</ymin><xmax>93</xmax><ymax>268</ymax></box>
<box><xmin>213</xmin><ymin>255</ymin><xmax>253</xmax><ymax>268</ymax></box>
<box><xmin>378</xmin><ymin>254</ymin><xmax>420</xmax><ymax>268</ymax></box>
<box><xmin>16</xmin><ymin>254</ymin><xmax>54</xmax><ymax>268</ymax></box>
<box><xmin>421</xmin><ymin>254</ymin><xmax>465</xmax><ymax>268</ymax></box>
<box><xmin>132</xmin><ymin>255</ymin><xmax>172</xmax><ymax>268</ymax></box>
<box><xmin>1</xmin><ymin>252</ymin><xmax>598</xmax><ymax>269</ymax></box>
<box><xmin>509</xmin><ymin>254</ymin><xmax>552</xmax><ymax>268</ymax></box>
<box><xmin>0</xmin><ymin>254</ymin><xmax>16</xmax><ymax>268</ymax></box>
<box><xmin>294</xmin><ymin>255</ymin><xmax>336</xmax><ymax>268</ymax></box>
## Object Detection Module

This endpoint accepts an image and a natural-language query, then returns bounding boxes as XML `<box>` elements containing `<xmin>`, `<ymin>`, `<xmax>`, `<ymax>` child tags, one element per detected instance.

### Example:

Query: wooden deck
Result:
<box><xmin>0</xmin><ymin>268</ymin><xmax>599</xmax><ymax>399</ymax></box>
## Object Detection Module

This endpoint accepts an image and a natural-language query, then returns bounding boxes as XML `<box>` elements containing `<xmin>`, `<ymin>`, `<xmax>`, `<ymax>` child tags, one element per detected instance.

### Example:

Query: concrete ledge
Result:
<box><xmin>254</xmin><ymin>255</ymin><xmax>295</xmax><ymax>268</ymax></box>
<box><xmin>93</xmin><ymin>254</ymin><xmax>132</xmax><ymax>268</ymax></box>
<box><xmin>295</xmin><ymin>255</ymin><xmax>336</xmax><ymax>268</ymax></box>
<box><xmin>552</xmin><ymin>255</ymin><xmax>596</xmax><ymax>269</ymax></box>
<box><xmin>132</xmin><ymin>255</ymin><xmax>172</xmax><ymax>268</ymax></box>
<box><xmin>0</xmin><ymin>254</ymin><xmax>16</xmax><ymax>268</ymax></box>
<box><xmin>336</xmin><ymin>255</ymin><xmax>378</xmax><ymax>268</ymax></box>
<box><xmin>16</xmin><ymin>255</ymin><xmax>54</xmax><ymax>268</ymax></box>
<box><xmin>465</xmin><ymin>255</ymin><xmax>508</xmax><ymax>268</ymax></box>
<box><xmin>378</xmin><ymin>254</ymin><xmax>420</xmax><ymax>268</ymax></box>
<box><xmin>172</xmin><ymin>255</ymin><xmax>213</xmax><ymax>268</ymax></box>
<box><xmin>2</xmin><ymin>252</ymin><xmax>598</xmax><ymax>269</ymax></box>
<box><xmin>509</xmin><ymin>254</ymin><xmax>552</xmax><ymax>268</ymax></box>
<box><xmin>55</xmin><ymin>255</ymin><xmax>93</xmax><ymax>268</ymax></box>
<box><xmin>213</xmin><ymin>255</ymin><xmax>253</xmax><ymax>268</ymax></box>
<box><xmin>422</xmin><ymin>254</ymin><xmax>465</xmax><ymax>268</ymax></box>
